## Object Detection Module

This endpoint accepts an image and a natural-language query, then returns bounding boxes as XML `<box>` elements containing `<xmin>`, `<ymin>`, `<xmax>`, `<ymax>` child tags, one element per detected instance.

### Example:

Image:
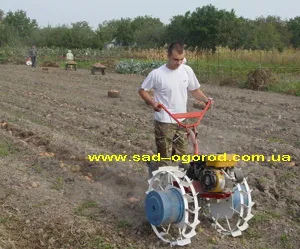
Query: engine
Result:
<box><xmin>186</xmin><ymin>157</ymin><xmax>244</xmax><ymax>193</ymax></box>
<box><xmin>200</xmin><ymin>169</ymin><xmax>225</xmax><ymax>192</ymax></box>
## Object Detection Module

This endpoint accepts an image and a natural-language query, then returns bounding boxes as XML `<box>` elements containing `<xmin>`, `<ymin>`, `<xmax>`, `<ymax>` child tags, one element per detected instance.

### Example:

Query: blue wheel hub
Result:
<box><xmin>145</xmin><ymin>187</ymin><xmax>185</xmax><ymax>226</ymax></box>
<box><xmin>232</xmin><ymin>185</ymin><xmax>249</xmax><ymax>210</ymax></box>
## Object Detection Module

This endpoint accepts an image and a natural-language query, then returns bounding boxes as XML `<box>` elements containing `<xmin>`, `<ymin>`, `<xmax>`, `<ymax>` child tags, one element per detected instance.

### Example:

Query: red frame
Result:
<box><xmin>159</xmin><ymin>99</ymin><xmax>233</xmax><ymax>198</ymax></box>
<box><xmin>158</xmin><ymin>100</ymin><xmax>212</xmax><ymax>129</ymax></box>
<box><xmin>158</xmin><ymin>99</ymin><xmax>212</xmax><ymax>155</ymax></box>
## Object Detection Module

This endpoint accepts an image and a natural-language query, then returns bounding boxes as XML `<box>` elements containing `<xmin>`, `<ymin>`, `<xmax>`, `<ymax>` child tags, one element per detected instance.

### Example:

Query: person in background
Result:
<box><xmin>28</xmin><ymin>45</ymin><xmax>37</xmax><ymax>68</ymax></box>
<box><xmin>66</xmin><ymin>50</ymin><xmax>74</xmax><ymax>62</ymax></box>
<box><xmin>65</xmin><ymin>50</ymin><xmax>77</xmax><ymax>70</ymax></box>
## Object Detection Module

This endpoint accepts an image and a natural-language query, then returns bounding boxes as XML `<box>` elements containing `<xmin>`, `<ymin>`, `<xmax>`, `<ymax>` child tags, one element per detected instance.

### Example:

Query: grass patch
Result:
<box><xmin>0</xmin><ymin>140</ymin><xmax>17</xmax><ymax>157</ymax></box>
<box><xmin>0</xmin><ymin>143</ymin><xmax>9</xmax><ymax>157</ymax></box>
<box><xmin>267</xmin><ymin>136</ymin><xmax>285</xmax><ymax>144</ymax></box>
<box><xmin>267</xmin><ymin>81</ymin><xmax>300</xmax><ymax>96</ymax></box>
<box><xmin>126</xmin><ymin>127</ymin><xmax>137</xmax><ymax>134</ymax></box>
<box><xmin>207</xmin><ymin>237</ymin><xmax>218</xmax><ymax>245</ymax></box>
<box><xmin>281</xmin><ymin>233</ymin><xmax>293</xmax><ymax>249</ymax></box>
<box><xmin>74</xmin><ymin>201</ymin><xmax>98</xmax><ymax>218</ymax></box>
<box><xmin>0</xmin><ymin>56</ymin><xmax>8</xmax><ymax>64</ymax></box>
<box><xmin>51</xmin><ymin>176</ymin><xmax>64</xmax><ymax>190</ymax></box>
<box><xmin>190</xmin><ymin>59</ymin><xmax>300</xmax><ymax>77</ymax></box>
<box><xmin>188</xmin><ymin>59</ymin><xmax>300</xmax><ymax>96</ymax></box>
<box><xmin>31</xmin><ymin>162</ymin><xmax>42</xmax><ymax>173</ymax></box>
<box><xmin>279</xmin><ymin>171</ymin><xmax>297</xmax><ymax>181</ymax></box>
<box><xmin>133</xmin><ymin>165</ymin><xmax>145</xmax><ymax>173</ymax></box>
<box><xmin>245</xmin><ymin>227</ymin><xmax>263</xmax><ymax>239</ymax></box>
<box><xmin>91</xmin><ymin>236</ymin><xmax>114</xmax><ymax>249</ymax></box>
<box><xmin>0</xmin><ymin>217</ymin><xmax>10</xmax><ymax>224</ymax></box>
<box><xmin>251</xmin><ymin>210</ymin><xmax>281</xmax><ymax>225</ymax></box>
<box><xmin>116</xmin><ymin>219</ymin><xmax>132</xmax><ymax>234</ymax></box>
<box><xmin>295</xmin><ymin>141</ymin><xmax>300</xmax><ymax>148</ymax></box>
<box><xmin>117</xmin><ymin>219</ymin><xmax>132</xmax><ymax>229</ymax></box>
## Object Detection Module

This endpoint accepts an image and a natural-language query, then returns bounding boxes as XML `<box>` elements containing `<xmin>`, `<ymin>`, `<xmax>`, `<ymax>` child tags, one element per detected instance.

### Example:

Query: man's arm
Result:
<box><xmin>138</xmin><ymin>88</ymin><xmax>161</xmax><ymax>112</ymax></box>
<box><xmin>190</xmin><ymin>88</ymin><xmax>210</xmax><ymax>103</ymax></box>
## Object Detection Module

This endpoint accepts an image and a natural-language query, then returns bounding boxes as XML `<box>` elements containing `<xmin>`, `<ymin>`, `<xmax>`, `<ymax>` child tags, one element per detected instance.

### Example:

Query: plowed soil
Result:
<box><xmin>0</xmin><ymin>64</ymin><xmax>300</xmax><ymax>249</ymax></box>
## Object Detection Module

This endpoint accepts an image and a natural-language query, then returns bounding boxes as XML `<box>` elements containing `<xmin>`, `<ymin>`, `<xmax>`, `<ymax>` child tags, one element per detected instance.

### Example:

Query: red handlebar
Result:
<box><xmin>158</xmin><ymin>99</ymin><xmax>212</xmax><ymax>129</ymax></box>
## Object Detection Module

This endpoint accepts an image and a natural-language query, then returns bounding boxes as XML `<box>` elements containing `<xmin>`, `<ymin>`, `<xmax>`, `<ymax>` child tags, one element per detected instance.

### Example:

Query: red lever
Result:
<box><xmin>158</xmin><ymin>99</ymin><xmax>212</xmax><ymax>129</ymax></box>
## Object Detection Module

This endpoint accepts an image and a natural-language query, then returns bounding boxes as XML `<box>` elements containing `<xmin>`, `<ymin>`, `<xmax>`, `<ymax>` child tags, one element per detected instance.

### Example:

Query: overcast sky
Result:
<box><xmin>2</xmin><ymin>0</ymin><xmax>299</xmax><ymax>29</ymax></box>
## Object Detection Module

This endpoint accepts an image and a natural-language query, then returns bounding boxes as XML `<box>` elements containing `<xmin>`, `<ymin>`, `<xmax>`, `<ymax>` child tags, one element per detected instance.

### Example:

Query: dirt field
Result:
<box><xmin>0</xmin><ymin>64</ymin><xmax>299</xmax><ymax>249</ymax></box>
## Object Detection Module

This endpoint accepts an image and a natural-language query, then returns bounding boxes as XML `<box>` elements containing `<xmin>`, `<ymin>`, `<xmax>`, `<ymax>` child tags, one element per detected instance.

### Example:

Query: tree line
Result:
<box><xmin>1</xmin><ymin>5</ymin><xmax>300</xmax><ymax>51</ymax></box>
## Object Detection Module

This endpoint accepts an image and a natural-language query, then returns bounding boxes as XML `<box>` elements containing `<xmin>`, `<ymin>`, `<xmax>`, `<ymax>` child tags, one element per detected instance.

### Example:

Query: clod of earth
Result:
<box><xmin>42</xmin><ymin>61</ymin><xmax>60</xmax><ymax>68</ymax></box>
<box><xmin>127</xmin><ymin>197</ymin><xmax>140</xmax><ymax>203</ymax></box>
<box><xmin>108</xmin><ymin>90</ymin><xmax>120</xmax><ymax>98</ymax></box>
<box><xmin>31</xmin><ymin>181</ymin><xmax>40</xmax><ymax>188</ymax></box>
<box><xmin>71</xmin><ymin>165</ymin><xmax>81</xmax><ymax>173</ymax></box>
<box><xmin>92</xmin><ymin>63</ymin><xmax>106</xmax><ymax>68</ymax></box>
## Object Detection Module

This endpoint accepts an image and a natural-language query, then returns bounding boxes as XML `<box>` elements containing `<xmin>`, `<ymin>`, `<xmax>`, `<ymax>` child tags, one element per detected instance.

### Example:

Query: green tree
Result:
<box><xmin>184</xmin><ymin>5</ymin><xmax>239</xmax><ymax>51</ymax></box>
<box><xmin>33</xmin><ymin>25</ymin><xmax>70</xmax><ymax>47</ymax></box>
<box><xmin>287</xmin><ymin>16</ymin><xmax>300</xmax><ymax>48</ymax></box>
<box><xmin>115</xmin><ymin>18</ymin><xmax>134</xmax><ymax>46</ymax></box>
<box><xmin>90</xmin><ymin>30</ymin><xmax>105</xmax><ymax>49</ymax></box>
<box><xmin>96</xmin><ymin>19</ymin><xmax>122</xmax><ymax>45</ymax></box>
<box><xmin>233</xmin><ymin>18</ymin><xmax>258</xmax><ymax>49</ymax></box>
<box><xmin>3</xmin><ymin>10</ymin><xmax>37</xmax><ymax>39</ymax></box>
<box><xmin>131</xmin><ymin>16</ymin><xmax>165</xmax><ymax>48</ymax></box>
<box><xmin>69</xmin><ymin>21</ymin><xmax>95</xmax><ymax>48</ymax></box>
<box><xmin>0</xmin><ymin>9</ymin><xmax>24</xmax><ymax>46</ymax></box>
<box><xmin>96</xmin><ymin>18</ymin><xmax>136</xmax><ymax>47</ymax></box>
<box><xmin>164</xmin><ymin>15</ymin><xmax>189</xmax><ymax>44</ymax></box>
<box><xmin>253</xmin><ymin>16</ymin><xmax>290</xmax><ymax>50</ymax></box>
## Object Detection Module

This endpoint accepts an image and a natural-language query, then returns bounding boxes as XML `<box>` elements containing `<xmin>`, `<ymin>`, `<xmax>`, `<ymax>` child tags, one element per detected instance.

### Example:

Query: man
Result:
<box><xmin>66</xmin><ymin>50</ymin><xmax>74</xmax><ymax>62</ymax></box>
<box><xmin>28</xmin><ymin>45</ymin><xmax>37</xmax><ymax>68</ymax></box>
<box><xmin>138</xmin><ymin>41</ymin><xmax>213</xmax><ymax>177</ymax></box>
<box><xmin>65</xmin><ymin>50</ymin><xmax>77</xmax><ymax>70</ymax></box>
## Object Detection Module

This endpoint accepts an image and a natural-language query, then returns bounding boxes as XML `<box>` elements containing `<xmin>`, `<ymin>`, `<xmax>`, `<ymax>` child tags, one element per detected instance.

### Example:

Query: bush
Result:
<box><xmin>115</xmin><ymin>59</ymin><xmax>164</xmax><ymax>75</ymax></box>
<box><xmin>245</xmin><ymin>68</ymin><xmax>278</xmax><ymax>90</ymax></box>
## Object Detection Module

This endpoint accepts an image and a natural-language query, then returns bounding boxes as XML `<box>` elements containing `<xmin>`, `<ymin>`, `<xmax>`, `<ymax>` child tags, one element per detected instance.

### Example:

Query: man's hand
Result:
<box><xmin>205</xmin><ymin>98</ymin><xmax>214</xmax><ymax>110</ymax></box>
<box><xmin>191</xmin><ymin>89</ymin><xmax>214</xmax><ymax>110</ymax></box>
<box><xmin>151</xmin><ymin>102</ymin><xmax>162</xmax><ymax>112</ymax></box>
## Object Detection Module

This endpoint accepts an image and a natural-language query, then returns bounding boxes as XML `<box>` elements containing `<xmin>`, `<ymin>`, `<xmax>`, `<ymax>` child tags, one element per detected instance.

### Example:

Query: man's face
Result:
<box><xmin>167</xmin><ymin>50</ymin><xmax>185</xmax><ymax>70</ymax></box>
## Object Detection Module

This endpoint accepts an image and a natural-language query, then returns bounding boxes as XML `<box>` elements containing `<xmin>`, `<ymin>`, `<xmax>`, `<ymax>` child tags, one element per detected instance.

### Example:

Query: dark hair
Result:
<box><xmin>167</xmin><ymin>41</ymin><xmax>185</xmax><ymax>56</ymax></box>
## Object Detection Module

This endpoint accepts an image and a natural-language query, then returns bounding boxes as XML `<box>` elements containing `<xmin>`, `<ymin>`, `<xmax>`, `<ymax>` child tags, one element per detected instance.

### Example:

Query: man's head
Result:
<box><xmin>167</xmin><ymin>41</ymin><xmax>185</xmax><ymax>70</ymax></box>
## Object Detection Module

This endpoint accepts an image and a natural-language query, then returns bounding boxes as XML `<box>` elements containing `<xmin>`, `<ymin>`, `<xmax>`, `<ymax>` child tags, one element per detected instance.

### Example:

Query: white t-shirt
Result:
<box><xmin>141</xmin><ymin>64</ymin><xmax>200</xmax><ymax>123</ymax></box>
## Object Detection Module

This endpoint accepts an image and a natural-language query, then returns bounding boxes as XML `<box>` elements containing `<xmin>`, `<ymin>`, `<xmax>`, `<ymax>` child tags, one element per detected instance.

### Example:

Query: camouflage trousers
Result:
<box><xmin>147</xmin><ymin>120</ymin><xmax>188</xmax><ymax>176</ymax></box>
